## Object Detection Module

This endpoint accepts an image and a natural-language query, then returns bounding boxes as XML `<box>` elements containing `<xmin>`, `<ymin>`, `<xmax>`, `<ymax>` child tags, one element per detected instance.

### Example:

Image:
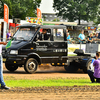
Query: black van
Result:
<box><xmin>2</xmin><ymin>23</ymin><xmax>68</xmax><ymax>73</ymax></box>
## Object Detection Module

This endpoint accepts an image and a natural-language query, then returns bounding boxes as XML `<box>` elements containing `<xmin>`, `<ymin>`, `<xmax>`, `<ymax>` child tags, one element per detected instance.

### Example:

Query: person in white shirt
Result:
<box><xmin>0</xmin><ymin>42</ymin><xmax>10</xmax><ymax>89</ymax></box>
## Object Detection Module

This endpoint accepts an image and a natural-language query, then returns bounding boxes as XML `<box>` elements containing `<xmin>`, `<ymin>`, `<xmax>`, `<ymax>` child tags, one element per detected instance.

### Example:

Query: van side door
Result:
<box><xmin>34</xmin><ymin>28</ymin><xmax>54</xmax><ymax>63</ymax></box>
<box><xmin>50</xmin><ymin>28</ymin><xmax>68</xmax><ymax>63</ymax></box>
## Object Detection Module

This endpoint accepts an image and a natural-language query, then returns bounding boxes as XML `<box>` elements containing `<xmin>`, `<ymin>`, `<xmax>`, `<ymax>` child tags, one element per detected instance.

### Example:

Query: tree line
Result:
<box><xmin>53</xmin><ymin>0</ymin><xmax>100</xmax><ymax>25</ymax></box>
<box><xmin>0</xmin><ymin>0</ymin><xmax>100</xmax><ymax>25</ymax></box>
<box><xmin>0</xmin><ymin>0</ymin><xmax>41</xmax><ymax>20</ymax></box>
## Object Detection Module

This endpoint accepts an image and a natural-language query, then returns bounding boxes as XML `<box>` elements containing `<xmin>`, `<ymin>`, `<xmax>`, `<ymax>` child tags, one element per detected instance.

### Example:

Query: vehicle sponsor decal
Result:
<box><xmin>53</xmin><ymin>49</ymin><xmax>67</xmax><ymax>52</ymax></box>
<box><xmin>36</xmin><ymin>45</ymin><xmax>47</xmax><ymax>51</ymax></box>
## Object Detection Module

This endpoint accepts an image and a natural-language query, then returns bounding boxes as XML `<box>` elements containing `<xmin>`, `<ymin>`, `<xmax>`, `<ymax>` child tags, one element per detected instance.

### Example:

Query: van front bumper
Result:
<box><xmin>3</xmin><ymin>54</ymin><xmax>28</xmax><ymax>65</ymax></box>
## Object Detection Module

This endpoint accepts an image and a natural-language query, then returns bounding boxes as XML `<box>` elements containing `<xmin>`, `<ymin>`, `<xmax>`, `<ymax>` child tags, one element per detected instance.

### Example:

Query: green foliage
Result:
<box><xmin>53</xmin><ymin>18</ymin><xmax>60</xmax><ymax>22</ymax></box>
<box><xmin>0</xmin><ymin>0</ymin><xmax>41</xmax><ymax>19</ymax></box>
<box><xmin>53</xmin><ymin>0</ymin><xmax>100</xmax><ymax>25</ymax></box>
<box><xmin>94</xmin><ymin>11</ymin><xmax>100</xmax><ymax>25</ymax></box>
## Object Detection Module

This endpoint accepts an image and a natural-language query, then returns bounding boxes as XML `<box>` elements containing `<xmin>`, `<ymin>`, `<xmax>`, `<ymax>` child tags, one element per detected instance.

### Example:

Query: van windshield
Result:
<box><xmin>13</xmin><ymin>27</ymin><xmax>37</xmax><ymax>41</ymax></box>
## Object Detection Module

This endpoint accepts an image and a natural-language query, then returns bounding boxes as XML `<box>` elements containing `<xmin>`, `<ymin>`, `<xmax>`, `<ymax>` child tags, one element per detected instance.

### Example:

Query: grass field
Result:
<box><xmin>5</xmin><ymin>78</ymin><xmax>100</xmax><ymax>88</ymax></box>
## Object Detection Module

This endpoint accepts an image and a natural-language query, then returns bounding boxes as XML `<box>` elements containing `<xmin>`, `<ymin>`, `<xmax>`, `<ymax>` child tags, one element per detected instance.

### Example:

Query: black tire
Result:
<box><xmin>5</xmin><ymin>63</ymin><xmax>18</xmax><ymax>72</ymax></box>
<box><xmin>83</xmin><ymin>59</ymin><xmax>92</xmax><ymax>73</ymax></box>
<box><xmin>64</xmin><ymin>62</ymin><xmax>79</xmax><ymax>73</ymax></box>
<box><xmin>24</xmin><ymin>58</ymin><xmax>38</xmax><ymax>74</ymax></box>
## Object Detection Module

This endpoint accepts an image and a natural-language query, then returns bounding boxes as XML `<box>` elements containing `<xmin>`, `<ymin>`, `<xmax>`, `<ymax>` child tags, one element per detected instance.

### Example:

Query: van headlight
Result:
<box><xmin>10</xmin><ymin>50</ymin><xmax>18</xmax><ymax>54</ymax></box>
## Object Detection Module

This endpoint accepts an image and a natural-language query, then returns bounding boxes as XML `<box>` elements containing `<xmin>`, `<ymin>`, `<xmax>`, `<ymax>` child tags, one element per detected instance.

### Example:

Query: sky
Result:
<box><xmin>39</xmin><ymin>0</ymin><xmax>56</xmax><ymax>13</ymax></box>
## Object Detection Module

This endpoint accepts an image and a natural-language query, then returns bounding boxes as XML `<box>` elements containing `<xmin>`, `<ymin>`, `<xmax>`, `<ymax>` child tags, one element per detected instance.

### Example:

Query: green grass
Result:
<box><xmin>5</xmin><ymin>78</ymin><xmax>100</xmax><ymax>88</ymax></box>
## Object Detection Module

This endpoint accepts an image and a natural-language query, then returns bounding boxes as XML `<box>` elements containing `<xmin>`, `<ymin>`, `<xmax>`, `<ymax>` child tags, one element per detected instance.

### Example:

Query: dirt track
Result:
<box><xmin>3</xmin><ymin>63</ymin><xmax>88</xmax><ymax>80</ymax></box>
<box><xmin>1</xmin><ymin>92</ymin><xmax>100</xmax><ymax>100</ymax></box>
<box><xmin>1</xmin><ymin>64</ymin><xmax>100</xmax><ymax>100</ymax></box>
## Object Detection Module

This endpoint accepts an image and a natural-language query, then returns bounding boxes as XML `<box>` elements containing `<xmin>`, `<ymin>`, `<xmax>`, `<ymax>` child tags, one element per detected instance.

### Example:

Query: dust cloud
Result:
<box><xmin>38</xmin><ymin>64</ymin><xmax>65</xmax><ymax>71</ymax></box>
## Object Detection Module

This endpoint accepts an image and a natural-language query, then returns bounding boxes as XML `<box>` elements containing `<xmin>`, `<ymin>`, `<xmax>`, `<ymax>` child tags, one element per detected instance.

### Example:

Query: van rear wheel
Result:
<box><xmin>64</xmin><ymin>65</ymin><xmax>79</xmax><ymax>73</ymax></box>
<box><xmin>83</xmin><ymin>59</ymin><xmax>92</xmax><ymax>73</ymax></box>
<box><xmin>24</xmin><ymin>58</ymin><xmax>38</xmax><ymax>74</ymax></box>
<box><xmin>64</xmin><ymin>62</ymin><xmax>79</xmax><ymax>73</ymax></box>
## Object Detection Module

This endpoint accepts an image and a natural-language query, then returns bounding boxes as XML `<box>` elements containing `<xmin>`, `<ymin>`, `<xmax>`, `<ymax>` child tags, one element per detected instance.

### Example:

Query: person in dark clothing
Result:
<box><xmin>39</xmin><ymin>29</ymin><xmax>49</xmax><ymax>40</ymax></box>
<box><xmin>42</xmin><ymin>29</ymin><xmax>49</xmax><ymax>40</ymax></box>
<box><xmin>93</xmin><ymin>33</ymin><xmax>100</xmax><ymax>42</ymax></box>
<box><xmin>87</xmin><ymin>33</ymin><xmax>93</xmax><ymax>43</ymax></box>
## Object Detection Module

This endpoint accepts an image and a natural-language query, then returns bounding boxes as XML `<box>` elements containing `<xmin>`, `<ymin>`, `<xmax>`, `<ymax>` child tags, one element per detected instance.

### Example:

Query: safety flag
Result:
<box><xmin>37</xmin><ymin>8</ymin><xmax>41</xmax><ymax>18</ymax></box>
<box><xmin>4</xmin><ymin>4</ymin><xmax>9</xmax><ymax>23</ymax></box>
<box><xmin>6</xmin><ymin>38</ymin><xmax>14</xmax><ymax>49</ymax></box>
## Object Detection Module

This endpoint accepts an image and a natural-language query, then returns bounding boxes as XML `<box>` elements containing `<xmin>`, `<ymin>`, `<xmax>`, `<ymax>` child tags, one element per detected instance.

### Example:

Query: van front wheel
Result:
<box><xmin>24</xmin><ymin>58</ymin><xmax>38</xmax><ymax>74</ymax></box>
<box><xmin>5</xmin><ymin>63</ymin><xmax>18</xmax><ymax>72</ymax></box>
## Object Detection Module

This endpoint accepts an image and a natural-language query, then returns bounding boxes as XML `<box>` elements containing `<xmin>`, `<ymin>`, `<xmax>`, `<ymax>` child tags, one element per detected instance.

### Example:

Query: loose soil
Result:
<box><xmin>1</xmin><ymin>64</ymin><xmax>100</xmax><ymax>100</ymax></box>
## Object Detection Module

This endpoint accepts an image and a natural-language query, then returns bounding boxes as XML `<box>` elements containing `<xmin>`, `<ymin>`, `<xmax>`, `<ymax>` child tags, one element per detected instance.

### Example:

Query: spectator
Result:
<box><xmin>57</xmin><ymin>32</ymin><xmax>61</xmax><ymax>36</ymax></box>
<box><xmin>6</xmin><ymin>30</ymin><xmax>13</xmax><ymax>41</ymax></box>
<box><xmin>96</xmin><ymin>31</ymin><xmax>100</xmax><ymax>38</ymax></box>
<box><xmin>87</xmin><ymin>33</ymin><xmax>93</xmax><ymax>43</ymax></box>
<box><xmin>93</xmin><ymin>33</ymin><xmax>100</xmax><ymax>42</ymax></box>
<box><xmin>93</xmin><ymin>32</ymin><xmax>96</xmax><ymax>38</ymax></box>
<box><xmin>87</xmin><ymin>52</ymin><xmax>100</xmax><ymax>83</ymax></box>
<box><xmin>66</xmin><ymin>29</ymin><xmax>68</xmax><ymax>33</ymax></box>
<box><xmin>78</xmin><ymin>30</ymin><xmax>85</xmax><ymax>44</ymax></box>
<box><xmin>67</xmin><ymin>32</ymin><xmax>71</xmax><ymax>44</ymax></box>
<box><xmin>0</xmin><ymin>41</ymin><xmax>10</xmax><ymax>89</ymax></box>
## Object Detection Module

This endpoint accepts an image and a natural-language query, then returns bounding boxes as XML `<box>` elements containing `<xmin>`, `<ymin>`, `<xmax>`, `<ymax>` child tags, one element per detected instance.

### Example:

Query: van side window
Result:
<box><xmin>53</xmin><ymin>29</ymin><xmax>64</xmax><ymax>41</ymax></box>
<box><xmin>37</xmin><ymin>28</ymin><xmax>51</xmax><ymax>41</ymax></box>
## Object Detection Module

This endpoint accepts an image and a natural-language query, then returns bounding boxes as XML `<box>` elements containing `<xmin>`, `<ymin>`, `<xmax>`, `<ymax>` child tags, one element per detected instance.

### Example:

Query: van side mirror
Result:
<box><xmin>33</xmin><ymin>42</ymin><xmax>39</xmax><ymax>45</ymax></box>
